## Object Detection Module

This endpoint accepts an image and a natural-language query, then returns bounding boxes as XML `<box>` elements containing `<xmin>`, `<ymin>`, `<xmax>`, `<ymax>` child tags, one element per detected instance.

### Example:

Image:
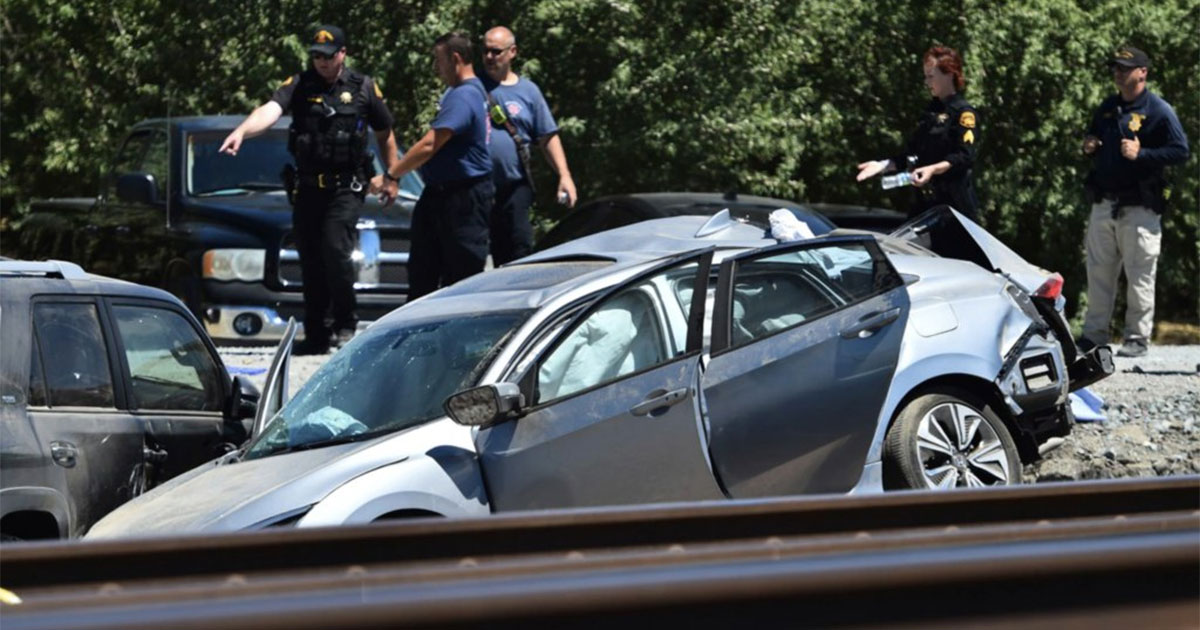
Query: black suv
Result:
<box><xmin>0</xmin><ymin>260</ymin><xmax>257</xmax><ymax>540</ymax></box>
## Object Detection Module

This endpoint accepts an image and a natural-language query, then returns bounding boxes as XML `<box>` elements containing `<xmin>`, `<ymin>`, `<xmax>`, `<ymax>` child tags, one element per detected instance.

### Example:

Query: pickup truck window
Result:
<box><xmin>32</xmin><ymin>303</ymin><xmax>116</xmax><ymax>408</ymax></box>
<box><xmin>104</xmin><ymin>131</ymin><xmax>154</xmax><ymax>201</ymax></box>
<box><xmin>187</xmin><ymin>130</ymin><xmax>290</xmax><ymax>196</ymax></box>
<box><xmin>142</xmin><ymin>131</ymin><xmax>169</xmax><ymax>199</ymax></box>
<box><xmin>186</xmin><ymin>129</ymin><xmax>423</xmax><ymax>199</ymax></box>
<box><xmin>112</xmin><ymin>305</ymin><xmax>224</xmax><ymax>411</ymax></box>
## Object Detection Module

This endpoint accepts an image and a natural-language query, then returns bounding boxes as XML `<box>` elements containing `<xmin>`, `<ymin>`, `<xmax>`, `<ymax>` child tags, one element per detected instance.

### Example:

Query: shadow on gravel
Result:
<box><xmin>1125</xmin><ymin>365</ymin><xmax>1200</xmax><ymax>376</ymax></box>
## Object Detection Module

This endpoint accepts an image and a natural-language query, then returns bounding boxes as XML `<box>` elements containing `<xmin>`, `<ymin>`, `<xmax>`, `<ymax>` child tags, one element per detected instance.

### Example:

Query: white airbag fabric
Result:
<box><xmin>769</xmin><ymin>209</ymin><xmax>816</xmax><ymax>242</ymax></box>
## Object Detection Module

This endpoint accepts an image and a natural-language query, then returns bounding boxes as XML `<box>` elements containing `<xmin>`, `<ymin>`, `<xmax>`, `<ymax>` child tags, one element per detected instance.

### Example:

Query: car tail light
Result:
<box><xmin>1033</xmin><ymin>273</ymin><xmax>1063</xmax><ymax>299</ymax></box>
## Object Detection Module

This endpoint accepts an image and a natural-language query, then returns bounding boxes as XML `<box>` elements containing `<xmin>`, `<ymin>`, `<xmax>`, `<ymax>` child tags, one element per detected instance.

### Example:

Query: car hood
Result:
<box><xmin>86</xmin><ymin>417</ymin><xmax>471</xmax><ymax>539</ymax></box>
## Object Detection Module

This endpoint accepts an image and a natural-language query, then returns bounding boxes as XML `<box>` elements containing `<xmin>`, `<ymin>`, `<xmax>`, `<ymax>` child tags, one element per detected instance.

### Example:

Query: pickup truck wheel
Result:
<box><xmin>884</xmin><ymin>389</ymin><xmax>1021</xmax><ymax>490</ymax></box>
<box><xmin>167</xmin><ymin>273</ymin><xmax>203</xmax><ymax>320</ymax></box>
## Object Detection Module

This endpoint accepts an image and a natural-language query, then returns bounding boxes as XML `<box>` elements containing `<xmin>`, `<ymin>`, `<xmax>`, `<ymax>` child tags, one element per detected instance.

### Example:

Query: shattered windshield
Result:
<box><xmin>244</xmin><ymin>310</ymin><xmax>530</xmax><ymax>459</ymax></box>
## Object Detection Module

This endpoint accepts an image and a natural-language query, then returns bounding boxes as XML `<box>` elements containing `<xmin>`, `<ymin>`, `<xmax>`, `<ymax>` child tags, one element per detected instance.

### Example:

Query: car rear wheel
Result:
<box><xmin>884</xmin><ymin>389</ymin><xmax>1020</xmax><ymax>489</ymax></box>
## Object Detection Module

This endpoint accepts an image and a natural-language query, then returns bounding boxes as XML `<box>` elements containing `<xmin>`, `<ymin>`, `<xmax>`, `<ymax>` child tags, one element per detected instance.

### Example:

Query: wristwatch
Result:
<box><xmin>383</xmin><ymin>171</ymin><xmax>400</xmax><ymax>183</ymax></box>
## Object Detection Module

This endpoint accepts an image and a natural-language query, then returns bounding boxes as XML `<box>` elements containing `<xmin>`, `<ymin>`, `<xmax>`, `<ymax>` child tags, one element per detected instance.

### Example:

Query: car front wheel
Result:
<box><xmin>884</xmin><ymin>389</ymin><xmax>1021</xmax><ymax>490</ymax></box>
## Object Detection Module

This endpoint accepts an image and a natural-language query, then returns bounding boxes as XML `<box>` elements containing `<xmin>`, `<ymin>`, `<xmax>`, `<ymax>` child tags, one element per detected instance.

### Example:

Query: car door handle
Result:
<box><xmin>630</xmin><ymin>388</ymin><xmax>689</xmax><ymax>417</ymax></box>
<box><xmin>840</xmin><ymin>307</ymin><xmax>902</xmax><ymax>339</ymax></box>
<box><xmin>50</xmin><ymin>441</ymin><xmax>78</xmax><ymax>468</ymax></box>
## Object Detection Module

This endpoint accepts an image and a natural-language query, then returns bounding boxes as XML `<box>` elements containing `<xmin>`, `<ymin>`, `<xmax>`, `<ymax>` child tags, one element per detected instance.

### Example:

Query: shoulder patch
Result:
<box><xmin>963</xmin><ymin>129</ymin><xmax>975</xmax><ymax>144</ymax></box>
<box><xmin>373</xmin><ymin>81</ymin><xmax>383</xmax><ymax>99</ymax></box>
<box><xmin>959</xmin><ymin>111</ymin><xmax>976</xmax><ymax>129</ymax></box>
<box><xmin>280</xmin><ymin>75</ymin><xmax>294</xmax><ymax>87</ymax></box>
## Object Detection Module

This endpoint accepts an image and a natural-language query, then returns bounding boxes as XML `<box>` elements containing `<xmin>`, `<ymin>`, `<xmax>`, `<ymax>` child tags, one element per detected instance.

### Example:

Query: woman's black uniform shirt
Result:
<box><xmin>893</xmin><ymin>93</ymin><xmax>980</xmax><ymax>220</ymax></box>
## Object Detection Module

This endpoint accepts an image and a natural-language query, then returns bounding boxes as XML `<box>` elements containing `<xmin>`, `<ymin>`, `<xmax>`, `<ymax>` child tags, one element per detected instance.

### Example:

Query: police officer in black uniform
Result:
<box><xmin>857</xmin><ymin>46</ymin><xmax>980</xmax><ymax>222</ymax></box>
<box><xmin>221</xmin><ymin>25</ymin><xmax>400</xmax><ymax>355</ymax></box>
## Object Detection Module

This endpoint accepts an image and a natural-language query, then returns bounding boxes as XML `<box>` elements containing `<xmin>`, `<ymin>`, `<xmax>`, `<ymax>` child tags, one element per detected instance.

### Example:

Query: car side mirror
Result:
<box><xmin>444</xmin><ymin>383</ymin><xmax>524</xmax><ymax>428</ymax></box>
<box><xmin>225</xmin><ymin>375</ymin><xmax>260</xmax><ymax>421</ymax></box>
<box><xmin>116</xmin><ymin>173</ymin><xmax>158</xmax><ymax>205</ymax></box>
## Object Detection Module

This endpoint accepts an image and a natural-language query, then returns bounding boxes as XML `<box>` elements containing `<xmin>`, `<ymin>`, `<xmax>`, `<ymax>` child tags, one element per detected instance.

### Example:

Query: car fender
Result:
<box><xmin>865</xmin><ymin>345</ymin><xmax>1004</xmax><ymax>468</ymax></box>
<box><xmin>298</xmin><ymin>445</ymin><xmax>490</xmax><ymax>527</ymax></box>
<box><xmin>0</xmin><ymin>487</ymin><xmax>71</xmax><ymax>538</ymax></box>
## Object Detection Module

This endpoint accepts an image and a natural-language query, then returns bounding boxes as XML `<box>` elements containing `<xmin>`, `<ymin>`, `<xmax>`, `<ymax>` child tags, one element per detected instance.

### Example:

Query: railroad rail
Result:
<box><xmin>1</xmin><ymin>476</ymin><xmax>1197</xmax><ymax>629</ymax></box>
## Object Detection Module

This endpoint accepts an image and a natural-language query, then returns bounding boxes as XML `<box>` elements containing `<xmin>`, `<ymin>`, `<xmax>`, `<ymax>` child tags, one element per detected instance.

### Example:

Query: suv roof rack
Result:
<box><xmin>0</xmin><ymin>259</ymin><xmax>89</xmax><ymax>280</ymax></box>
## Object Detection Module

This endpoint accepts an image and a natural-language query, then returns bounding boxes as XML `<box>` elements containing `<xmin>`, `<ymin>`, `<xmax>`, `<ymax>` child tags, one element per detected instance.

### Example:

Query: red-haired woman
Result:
<box><xmin>856</xmin><ymin>46</ymin><xmax>980</xmax><ymax>221</ymax></box>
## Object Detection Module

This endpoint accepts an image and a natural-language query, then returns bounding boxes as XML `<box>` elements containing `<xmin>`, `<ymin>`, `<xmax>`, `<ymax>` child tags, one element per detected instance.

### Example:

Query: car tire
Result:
<box><xmin>884</xmin><ymin>388</ymin><xmax>1021</xmax><ymax>490</ymax></box>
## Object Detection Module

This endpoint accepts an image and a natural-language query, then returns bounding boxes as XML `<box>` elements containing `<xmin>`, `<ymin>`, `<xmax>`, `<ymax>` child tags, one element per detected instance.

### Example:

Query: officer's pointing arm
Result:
<box><xmin>220</xmin><ymin>102</ymin><xmax>284</xmax><ymax>156</ymax></box>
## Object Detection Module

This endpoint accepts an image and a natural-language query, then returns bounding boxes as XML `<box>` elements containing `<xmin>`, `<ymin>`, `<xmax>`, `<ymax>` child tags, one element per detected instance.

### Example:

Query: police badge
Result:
<box><xmin>339</xmin><ymin>91</ymin><xmax>353</xmax><ymax>104</ymax></box>
<box><xmin>1128</xmin><ymin>113</ymin><xmax>1144</xmax><ymax>133</ymax></box>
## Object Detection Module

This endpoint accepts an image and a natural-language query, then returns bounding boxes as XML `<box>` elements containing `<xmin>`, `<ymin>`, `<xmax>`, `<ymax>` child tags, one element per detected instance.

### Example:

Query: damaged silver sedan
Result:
<box><xmin>88</xmin><ymin>207</ymin><xmax>1113</xmax><ymax>537</ymax></box>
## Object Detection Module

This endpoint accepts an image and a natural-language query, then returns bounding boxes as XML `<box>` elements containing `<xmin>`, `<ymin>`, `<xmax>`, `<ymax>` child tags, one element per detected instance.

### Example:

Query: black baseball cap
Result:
<box><xmin>309</xmin><ymin>25</ymin><xmax>347</xmax><ymax>56</ymax></box>
<box><xmin>1107</xmin><ymin>45</ymin><xmax>1149</xmax><ymax>69</ymax></box>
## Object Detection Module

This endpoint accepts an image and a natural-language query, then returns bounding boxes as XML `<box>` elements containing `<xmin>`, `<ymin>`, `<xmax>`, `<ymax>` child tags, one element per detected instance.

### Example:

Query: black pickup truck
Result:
<box><xmin>9</xmin><ymin>116</ymin><xmax>422</xmax><ymax>342</ymax></box>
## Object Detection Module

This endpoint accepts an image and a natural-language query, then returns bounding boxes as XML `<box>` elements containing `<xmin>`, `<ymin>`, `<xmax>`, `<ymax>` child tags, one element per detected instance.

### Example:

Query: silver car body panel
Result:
<box><xmin>86</xmin><ymin>418</ymin><xmax>482</xmax><ymax>538</ymax></box>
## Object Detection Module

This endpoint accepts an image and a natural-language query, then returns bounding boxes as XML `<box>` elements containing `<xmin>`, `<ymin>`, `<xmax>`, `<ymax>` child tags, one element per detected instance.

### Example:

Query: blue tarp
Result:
<box><xmin>227</xmin><ymin>365</ymin><xmax>267</xmax><ymax>376</ymax></box>
<box><xmin>1070</xmin><ymin>387</ymin><xmax>1106</xmax><ymax>422</ymax></box>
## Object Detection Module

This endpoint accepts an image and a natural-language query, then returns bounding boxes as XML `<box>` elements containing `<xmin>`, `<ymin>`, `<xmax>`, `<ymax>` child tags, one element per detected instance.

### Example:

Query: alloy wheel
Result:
<box><xmin>915</xmin><ymin>402</ymin><xmax>1012</xmax><ymax>488</ymax></box>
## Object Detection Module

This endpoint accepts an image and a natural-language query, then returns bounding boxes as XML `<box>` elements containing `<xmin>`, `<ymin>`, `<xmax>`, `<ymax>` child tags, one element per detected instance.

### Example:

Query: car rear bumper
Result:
<box><xmin>1068</xmin><ymin>345</ymin><xmax>1116</xmax><ymax>392</ymax></box>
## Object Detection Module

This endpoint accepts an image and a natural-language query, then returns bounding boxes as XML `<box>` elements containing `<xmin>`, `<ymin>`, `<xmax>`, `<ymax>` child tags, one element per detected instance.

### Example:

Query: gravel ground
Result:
<box><xmin>218</xmin><ymin>343</ymin><xmax>1200</xmax><ymax>484</ymax></box>
<box><xmin>1027</xmin><ymin>345</ymin><xmax>1200</xmax><ymax>482</ymax></box>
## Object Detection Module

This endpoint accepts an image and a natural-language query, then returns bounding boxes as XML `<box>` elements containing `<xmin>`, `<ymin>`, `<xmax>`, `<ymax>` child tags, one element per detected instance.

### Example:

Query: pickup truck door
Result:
<box><xmin>106</xmin><ymin>298</ymin><xmax>232</xmax><ymax>481</ymax></box>
<box><xmin>98</xmin><ymin>126</ymin><xmax>172</xmax><ymax>287</ymax></box>
<box><xmin>26</xmin><ymin>298</ymin><xmax>147</xmax><ymax>536</ymax></box>
<box><xmin>702</xmin><ymin>236</ymin><xmax>909</xmax><ymax>498</ymax></box>
<box><xmin>477</xmin><ymin>251</ymin><xmax>725</xmax><ymax>511</ymax></box>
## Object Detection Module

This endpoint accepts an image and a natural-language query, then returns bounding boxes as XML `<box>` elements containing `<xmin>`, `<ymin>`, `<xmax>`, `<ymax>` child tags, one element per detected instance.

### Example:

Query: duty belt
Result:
<box><xmin>297</xmin><ymin>171</ymin><xmax>364</xmax><ymax>192</ymax></box>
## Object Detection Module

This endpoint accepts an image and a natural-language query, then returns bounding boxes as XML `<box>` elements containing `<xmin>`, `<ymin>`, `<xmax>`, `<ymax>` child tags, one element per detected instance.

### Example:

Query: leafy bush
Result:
<box><xmin>2</xmin><ymin>0</ymin><xmax>1195</xmax><ymax>321</ymax></box>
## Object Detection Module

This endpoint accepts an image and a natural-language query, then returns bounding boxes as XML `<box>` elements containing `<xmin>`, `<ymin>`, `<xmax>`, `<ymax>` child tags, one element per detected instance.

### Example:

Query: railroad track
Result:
<box><xmin>2</xmin><ymin>476</ymin><xmax>1197</xmax><ymax>629</ymax></box>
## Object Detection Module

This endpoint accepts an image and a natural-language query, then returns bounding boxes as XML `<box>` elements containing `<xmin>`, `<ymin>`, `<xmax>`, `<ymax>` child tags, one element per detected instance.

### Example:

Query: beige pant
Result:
<box><xmin>1081</xmin><ymin>201</ymin><xmax>1161</xmax><ymax>344</ymax></box>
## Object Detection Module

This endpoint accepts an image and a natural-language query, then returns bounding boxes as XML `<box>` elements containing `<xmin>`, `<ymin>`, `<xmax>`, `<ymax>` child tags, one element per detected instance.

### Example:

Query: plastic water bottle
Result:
<box><xmin>881</xmin><ymin>172</ymin><xmax>913</xmax><ymax>190</ymax></box>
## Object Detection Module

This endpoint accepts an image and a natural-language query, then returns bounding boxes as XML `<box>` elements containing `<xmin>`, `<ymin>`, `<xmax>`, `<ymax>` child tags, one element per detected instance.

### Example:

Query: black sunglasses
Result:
<box><xmin>484</xmin><ymin>45</ymin><xmax>512</xmax><ymax>56</ymax></box>
<box><xmin>311</xmin><ymin>51</ymin><xmax>335</xmax><ymax>61</ymax></box>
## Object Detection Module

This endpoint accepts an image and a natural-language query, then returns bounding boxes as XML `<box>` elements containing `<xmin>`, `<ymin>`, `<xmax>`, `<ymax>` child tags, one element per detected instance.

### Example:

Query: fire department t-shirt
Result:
<box><xmin>482</xmin><ymin>76</ymin><xmax>559</xmax><ymax>183</ymax></box>
<box><xmin>420</xmin><ymin>78</ymin><xmax>492</xmax><ymax>185</ymax></box>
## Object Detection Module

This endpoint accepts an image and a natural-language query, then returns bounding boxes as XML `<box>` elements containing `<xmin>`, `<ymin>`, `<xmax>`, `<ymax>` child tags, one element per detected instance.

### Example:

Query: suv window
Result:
<box><xmin>112</xmin><ymin>305</ymin><xmax>224</xmax><ymax>411</ymax></box>
<box><xmin>32</xmin><ymin>303</ymin><xmax>116</xmax><ymax>408</ymax></box>
<box><xmin>28</xmin><ymin>335</ymin><xmax>48</xmax><ymax>407</ymax></box>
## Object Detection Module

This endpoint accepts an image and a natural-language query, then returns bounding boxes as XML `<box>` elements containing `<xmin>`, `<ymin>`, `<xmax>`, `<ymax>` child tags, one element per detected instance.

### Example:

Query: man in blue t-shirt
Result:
<box><xmin>481</xmin><ymin>26</ymin><xmax>578</xmax><ymax>265</ymax></box>
<box><xmin>371</xmin><ymin>32</ymin><xmax>494</xmax><ymax>300</ymax></box>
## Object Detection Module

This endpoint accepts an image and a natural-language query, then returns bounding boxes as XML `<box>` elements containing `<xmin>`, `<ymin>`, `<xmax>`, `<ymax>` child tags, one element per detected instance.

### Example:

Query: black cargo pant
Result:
<box><xmin>407</xmin><ymin>175</ymin><xmax>494</xmax><ymax>301</ymax></box>
<box><xmin>293</xmin><ymin>187</ymin><xmax>359</xmax><ymax>342</ymax></box>
<box><xmin>489</xmin><ymin>178</ymin><xmax>535</xmax><ymax>266</ymax></box>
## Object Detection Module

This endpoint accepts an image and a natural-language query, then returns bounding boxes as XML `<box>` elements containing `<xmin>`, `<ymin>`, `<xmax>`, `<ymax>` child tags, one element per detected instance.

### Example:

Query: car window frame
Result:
<box><xmin>710</xmin><ymin>235</ymin><xmax>905</xmax><ymax>356</ymax></box>
<box><xmin>103</xmin><ymin>296</ymin><xmax>229</xmax><ymax>417</ymax></box>
<box><xmin>515</xmin><ymin>248</ymin><xmax>715</xmax><ymax>411</ymax></box>
<box><xmin>27</xmin><ymin>295</ymin><xmax>128</xmax><ymax>411</ymax></box>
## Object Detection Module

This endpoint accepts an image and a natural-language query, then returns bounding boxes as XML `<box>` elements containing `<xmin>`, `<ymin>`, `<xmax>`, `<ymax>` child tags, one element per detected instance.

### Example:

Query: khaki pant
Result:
<box><xmin>1081</xmin><ymin>201</ymin><xmax>1161</xmax><ymax>345</ymax></box>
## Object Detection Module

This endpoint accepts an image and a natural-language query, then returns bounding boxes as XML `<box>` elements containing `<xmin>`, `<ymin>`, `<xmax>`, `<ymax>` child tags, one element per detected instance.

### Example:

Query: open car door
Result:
<box><xmin>702</xmin><ymin>235</ymin><xmax>910</xmax><ymax>497</ymax></box>
<box><xmin>477</xmin><ymin>250</ymin><xmax>726</xmax><ymax>511</ymax></box>
<box><xmin>249</xmin><ymin>318</ymin><xmax>297</xmax><ymax>440</ymax></box>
